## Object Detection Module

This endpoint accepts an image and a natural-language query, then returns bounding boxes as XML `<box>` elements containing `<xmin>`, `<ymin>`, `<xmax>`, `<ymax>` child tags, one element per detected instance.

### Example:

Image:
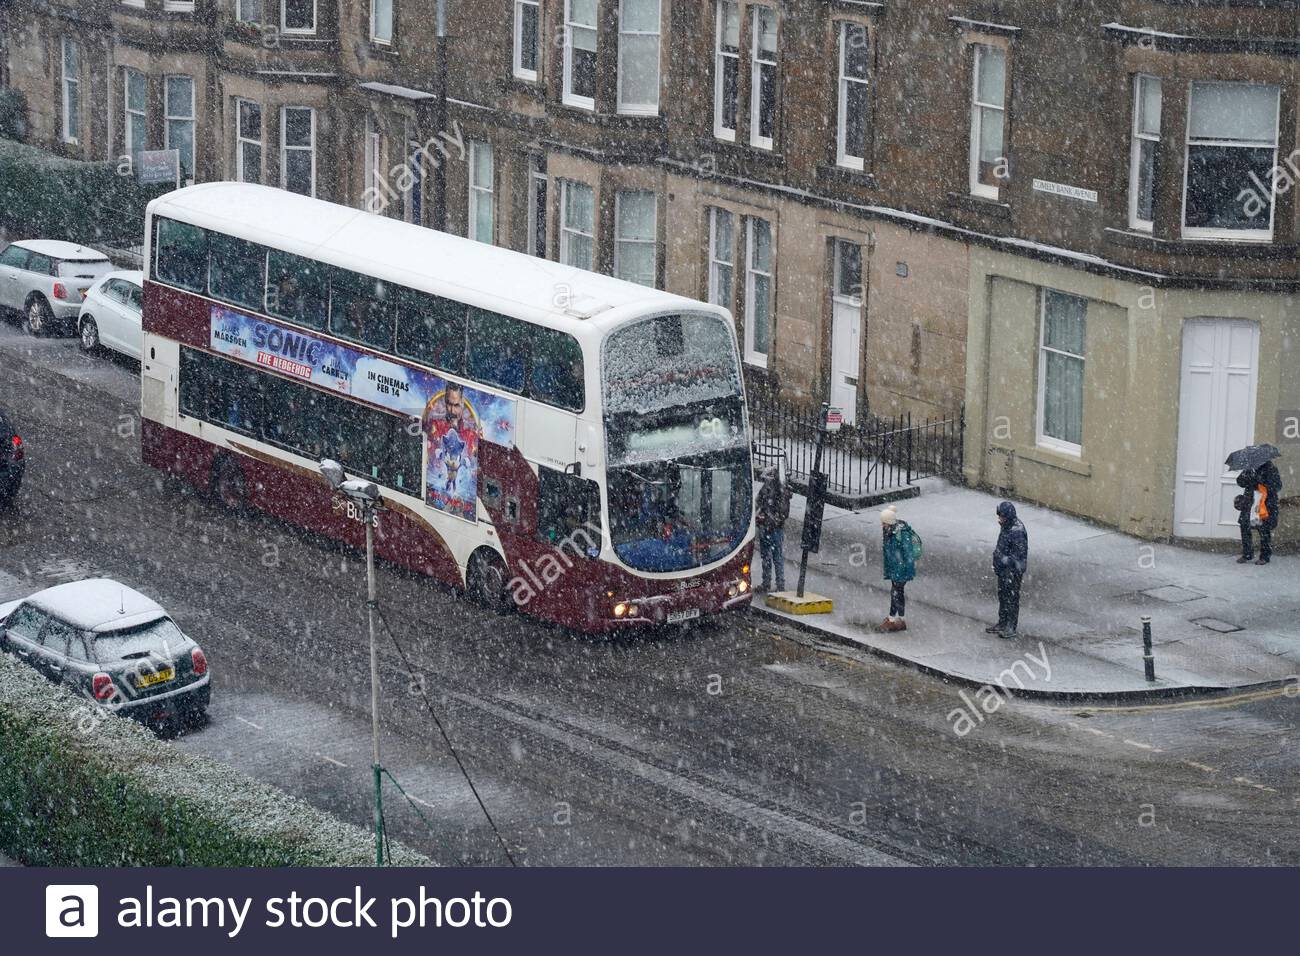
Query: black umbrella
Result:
<box><xmin>1225</xmin><ymin>443</ymin><xmax>1281</xmax><ymax>471</ymax></box>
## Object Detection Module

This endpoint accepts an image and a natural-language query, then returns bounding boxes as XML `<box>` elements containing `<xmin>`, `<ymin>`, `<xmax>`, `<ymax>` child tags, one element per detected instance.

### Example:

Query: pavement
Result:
<box><xmin>750</xmin><ymin>479</ymin><xmax>1300</xmax><ymax>698</ymax></box>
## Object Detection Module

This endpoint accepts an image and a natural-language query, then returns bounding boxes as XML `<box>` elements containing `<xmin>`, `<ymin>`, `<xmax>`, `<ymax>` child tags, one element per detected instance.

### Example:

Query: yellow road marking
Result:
<box><xmin>1075</xmin><ymin>684</ymin><xmax>1296</xmax><ymax>716</ymax></box>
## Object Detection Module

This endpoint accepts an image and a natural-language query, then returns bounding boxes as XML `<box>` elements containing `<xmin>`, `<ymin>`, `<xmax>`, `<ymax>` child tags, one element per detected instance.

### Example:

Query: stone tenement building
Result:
<box><xmin>2</xmin><ymin>0</ymin><xmax>1298</xmax><ymax>541</ymax></box>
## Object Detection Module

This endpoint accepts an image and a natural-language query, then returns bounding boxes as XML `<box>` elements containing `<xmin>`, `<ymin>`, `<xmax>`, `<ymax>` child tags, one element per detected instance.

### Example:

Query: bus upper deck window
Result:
<box><xmin>155</xmin><ymin>218</ymin><xmax>208</xmax><ymax>293</ymax></box>
<box><xmin>266</xmin><ymin>249</ymin><xmax>327</xmax><ymax>330</ymax></box>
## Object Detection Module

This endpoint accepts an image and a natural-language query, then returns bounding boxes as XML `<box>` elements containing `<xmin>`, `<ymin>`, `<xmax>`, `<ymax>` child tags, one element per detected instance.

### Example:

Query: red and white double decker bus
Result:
<box><xmin>139</xmin><ymin>183</ymin><xmax>754</xmax><ymax>633</ymax></box>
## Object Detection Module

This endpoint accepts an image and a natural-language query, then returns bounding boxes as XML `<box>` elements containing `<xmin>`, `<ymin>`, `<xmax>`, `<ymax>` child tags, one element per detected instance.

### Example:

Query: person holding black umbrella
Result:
<box><xmin>1228</xmin><ymin>444</ymin><xmax>1284</xmax><ymax>565</ymax></box>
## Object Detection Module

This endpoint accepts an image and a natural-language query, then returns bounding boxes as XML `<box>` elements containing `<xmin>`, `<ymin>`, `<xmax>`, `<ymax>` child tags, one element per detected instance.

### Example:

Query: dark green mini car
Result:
<box><xmin>0</xmin><ymin>578</ymin><xmax>210</xmax><ymax>728</ymax></box>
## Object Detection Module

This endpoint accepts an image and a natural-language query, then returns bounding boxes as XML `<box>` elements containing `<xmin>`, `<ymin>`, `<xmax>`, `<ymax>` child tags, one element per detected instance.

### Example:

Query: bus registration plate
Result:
<box><xmin>667</xmin><ymin>608</ymin><xmax>701</xmax><ymax>624</ymax></box>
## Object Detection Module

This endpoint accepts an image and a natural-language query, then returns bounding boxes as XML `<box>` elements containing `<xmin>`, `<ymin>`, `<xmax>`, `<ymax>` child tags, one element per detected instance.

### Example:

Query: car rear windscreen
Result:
<box><xmin>57</xmin><ymin>259</ymin><xmax>114</xmax><ymax>280</ymax></box>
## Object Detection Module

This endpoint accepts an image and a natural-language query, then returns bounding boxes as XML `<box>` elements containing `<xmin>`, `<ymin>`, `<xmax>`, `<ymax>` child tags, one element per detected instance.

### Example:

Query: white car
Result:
<box><xmin>0</xmin><ymin>240</ymin><xmax>114</xmax><ymax>336</ymax></box>
<box><xmin>78</xmin><ymin>270</ymin><xmax>144</xmax><ymax>360</ymax></box>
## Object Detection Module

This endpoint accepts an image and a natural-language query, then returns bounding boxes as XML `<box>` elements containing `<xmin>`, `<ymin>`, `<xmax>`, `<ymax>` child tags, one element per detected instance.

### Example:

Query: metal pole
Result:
<box><xmin>365</xmin><ymin>507</ymin><xmax>385</xmax><ymax>865</ymax></box>
<box><xmin>432</xmin><ymin>0</ymin><xmax>449</xmax><ymax>232</ymax></box>
<box><xmin>1141</xmin><ymin>615</ymin><xmax>1156</xmax><ymax>682</ymax></box>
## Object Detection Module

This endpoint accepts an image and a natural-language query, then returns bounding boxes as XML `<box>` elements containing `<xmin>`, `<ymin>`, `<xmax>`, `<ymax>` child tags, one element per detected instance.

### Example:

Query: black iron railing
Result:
<box><xmin>749</xmin><ymin>395</ymin><xmax>964</xmax><ymax>501</ymax></box>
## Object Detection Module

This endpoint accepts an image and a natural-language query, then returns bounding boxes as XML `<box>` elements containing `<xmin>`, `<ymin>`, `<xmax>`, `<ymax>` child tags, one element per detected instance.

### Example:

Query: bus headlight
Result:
<box><xmin>737</xmin><ymin>579</ymin><xmax>749</xmax><ymax>593</ymax></box>
<box><xmin>613</xmin><ymin>602</ymin><xmax>628</xmax><ymax>618</ymax></box>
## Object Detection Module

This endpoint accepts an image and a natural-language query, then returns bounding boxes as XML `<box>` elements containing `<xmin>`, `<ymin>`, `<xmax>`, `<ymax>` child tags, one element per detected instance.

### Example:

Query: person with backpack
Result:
<box><xmin>755</xmin><ymin>464</ymin><xmax>791</xmax><ymax>592</ymax></box>
<box><xmin>879</xmin><ymin>506</ymin><xmax>920</xmax><ymax>632</ymax></box>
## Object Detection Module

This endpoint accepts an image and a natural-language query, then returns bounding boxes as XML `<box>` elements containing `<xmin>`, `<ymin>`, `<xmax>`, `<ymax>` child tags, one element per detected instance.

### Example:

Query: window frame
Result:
<box><xmin>1180</xmin><ymin>79</ymin><xmax>1280</xmax><ymax>242</ymax></box>
<box><xmin>559</xmin><ymin>179</ymin><xmax>595</xmax><ymax>271</ymax></box>
<box><xmin>236</xmin><ymin>0</ymin><xmax>262</xmax><ymax>23</ymax></box>
<box><xmin>1128</xmin><ymin>74</ymin><xmax>1161</xmax><ymax>232</ymax></box>
<box><xmin>371</xmin><ymin>0</ymin><xmax>394</xmax><ymax>45</ymax></box>
<box><xmin>123</xmin><ymin>67</ymin><xmax>146</xmax><ymax>162</ymax></box>
<box><xmin>617</xmin><ymin>0</ymin><xmax>661</xmax><ymax>116</ymax></box>
<box><xmin>969</xmin><ymin>43</ymin><xmax>1007</xmax><ymax>200</ymax></box>
<box><xmin>61</xmin><ymin>37</ymin><xmax>80</xmax><ymax>144</ymax></box>
<box><xmin>563</xmin><ymin>0</ymin><xmax>597</xmax><ymax>110</ymax></box>
<box><xmin>707</xmin><ymin>206</ymin><xmax>735</xmax><ymax>310</ymax></box>
<box><xmin>513</xmin><ymin>0</ymin><xmax>541</xmax><ymax>81</ymax></box>
<box><xmin>163</xmin><ymin>73</ymin><xmax>196</xmax><ymax>180</ymax></box>
<box><xmin>280</xmin><ymin>0</ymin><xmax>317</xmax><ymax>35</ymax></box>
<box><xmin>613</xmin><ymin>190</ymin><xmax>657</xmax><ymax>287</ymax></box>
<box><xmin>235</xmin><ymin>98</ymin><xmax>263</xmax><ymax>184</ymax></box>
<box><xmin>743</xmin><ymin>215</ymin><xmax>773</xmax><ymax>368</ymax></box>
<box><xmin>1035</xmin><ymin>289</ymin><xmax>1087</xmax><ymax>457</ymax></box>
<box><xmin>713</xmin><ymin>1</ymin><xmax>740</xmax><ymax>141</ymax></box>
<box><xmin>468</xmin><ymin>140</ymin><xmax>495</xmax><ymax>244</ymax></box>
<box><xmin>280</xmin><ymin>106</ymin><xmax>316</xmax><ymax>198</ymax></box>
<box><xmin>527</xmin><ymin>156</ymin><xmax>547</xmax><ymax>257</ymax></box>
<box><xmin>836</xmin><ymin>21</ymin><xmax>870</xmax><ymax>171</ymax></box>
<box><xmin>749</xmin><ymin>6</ymin><xmax>777</xmax><ymax>151</ymax></box>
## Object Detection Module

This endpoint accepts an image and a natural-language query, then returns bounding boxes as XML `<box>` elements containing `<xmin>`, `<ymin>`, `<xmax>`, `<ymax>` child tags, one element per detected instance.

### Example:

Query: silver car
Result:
<box><xmin>0</xmin><ymin>240</ymin><xmax>114</xmax><ymax>336</ymax></box>
<box><xmin>78</xmin><ymin>270</ymin><xmax>145</xmax><ymax>360</ymax></box>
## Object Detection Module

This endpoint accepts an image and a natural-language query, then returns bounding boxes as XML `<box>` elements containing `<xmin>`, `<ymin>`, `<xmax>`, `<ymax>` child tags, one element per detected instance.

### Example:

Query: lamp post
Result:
<box><xmin>320</xmin><ymin>458</ymin><xmax>386</xmax><ymax>866</ymax></box>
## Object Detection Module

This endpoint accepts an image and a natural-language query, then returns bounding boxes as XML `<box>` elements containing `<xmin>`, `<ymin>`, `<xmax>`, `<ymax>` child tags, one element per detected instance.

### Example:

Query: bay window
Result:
<box><xmin>713</xmin><ymin>1</ymin><xmax>739</xmax><ymax>140</ymax></box>
<box><xmin>1037</xmin><ymin>290</ymin><xmax>1087</xmax><ymax>454</ymax></box>
<box><xmin>614</xmin><ymin>191</ymin><xmax>656</xmax><ymax>286</ymax></box>
<box><xmin>618</xmin><ymin>0</ymin><xmax>660</xmax><ymax>115</ymax></box>
<box><xmin>749</xmin><ymin>7</ymin><xmax>777</xmax><ymax>150</ymax></box>
<box><xmin>124</xmin><ymin>69</ymin><xmax>146</xmax><ymax>164</ymax></box>
<box><xmin>744</xmin><ymin>216</ymin><xmax>773</xmax><ymax>366</ymax></box>
<box><xmin>560</xmin><ymin>180</ymin><xmax>595</xmax><ymax>271</ymax></box>
<box><xmin>61</xmin><ymin>38</ymin><xmax>80</xmax><ymax>144</ymax></box>
<box><xmin>836</xmin><ymin>22</ymin><xmax>870</xmax><ymax>170</ymax></box>
<box><xmin>514</xmin><ymin>0</ymin><xmax>540</xmax><ymax>80</ymax></box>
<box><xmin>468</xmin><ymin>141</ymin><xmax>494</xmax><ymax>244</ymax></box>
<box><xmin>708</xmin><ymin>207</ymin><xmax>734</xmax><ymax>310</ymax></box>
<box><xmin>1128</xmin><ymin>75</ymin><xmax>1161</xmax><ymax>231</ymax></box>
<box><xmin>236</xmin><ymin>99</ymin><xmax>263</xmax><ymax>183</ymax></box>
<box><xmin>371</xmin><ymin>0</ymin><xmax>393</xmax><ymax>44</ymax></box>
<box><xmin>281</xmin><ymin>106</ymin><xmax>315</xmax><ymax>197</ymax></box>
<box><xmin>1183</xmin><ymin>80</ymin><xmax>1279</xmax><ymax>240</ymax></box>
<box><xmin>564</xmin><ymin>0</ymin><xmax>598</xmax><ymax>109</ymax></box>
<box><xmin>527</xmin><ymin>156</ymin><xmax>547</xmax><ymax>257</ymax></box>
<box><xmin>164</xmin><ymin>75</ymin><xmax>195</xmax><ymax>179</ymax></box>
<box><xmin>969</xmin><ymin>44</ymin><xmax>1007</xmax><ymax>199</ymax></box>
<box><xmin>281</xmin><ymin>0</ymin><xmax>316</xmax><ymax>34</ymax></box>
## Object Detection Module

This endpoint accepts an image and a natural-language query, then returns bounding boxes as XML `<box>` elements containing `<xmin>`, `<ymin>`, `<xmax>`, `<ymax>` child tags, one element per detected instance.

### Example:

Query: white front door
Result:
<box><xmin>1174</xmin><ymin>318</ymin><xmax>1260</xmax><ymax>538</ymax></box>
<box><xmin>830</xmin><ymin>295</ymin><xmax>861</xmax><ymax>426</ymax></box>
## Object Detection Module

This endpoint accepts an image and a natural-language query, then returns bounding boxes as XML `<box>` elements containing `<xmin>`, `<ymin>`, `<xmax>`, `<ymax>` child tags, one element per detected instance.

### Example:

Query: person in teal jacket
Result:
<box><xmin>879</xmin><ymin>506</ymin><xmax>919</xmax><ymax>632</ymax></box>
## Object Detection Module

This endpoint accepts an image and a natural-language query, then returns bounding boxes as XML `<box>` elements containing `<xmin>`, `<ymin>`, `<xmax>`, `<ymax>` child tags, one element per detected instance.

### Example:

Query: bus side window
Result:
<box><xmin>529</xmin><ymin>327</ymin><xmax>585</xmax><ymax>411</ymax></box>
<box><xmin>155</xmin><ymin>218</ymin><xmax>208</xmax><ymax>293</ymax></box>
<box><xmin>208</xmin><ymin>233</ymin><xmax>267</xmax><ymax>313</ymax></box>
<box><xmin>467</xmin><ymin>308</ymin><xmax>527</xmax><ymax>394</ymax></box>
<box><xmin>387</xmin><ymin>415</ymin><xmax>422</xmax><ymax>495</ymax></box>
<box><xmin>537</xmin><ymin>467</ymin><xmax>601</xmax><ymax>547</ymax></box>
<box><xmin>395</xmin><ymin>288</ymin><xmax>466</xmax><ymax>375</ymax></box>
<box><xmin>266</xmin><ymin>249</ymin><xmax>328</xmax><ymax>330</ymax></box>
<box><xmin>329</xmin><ymin>269</ymin><xmax>395</xmax><ymax>351</ymax></box>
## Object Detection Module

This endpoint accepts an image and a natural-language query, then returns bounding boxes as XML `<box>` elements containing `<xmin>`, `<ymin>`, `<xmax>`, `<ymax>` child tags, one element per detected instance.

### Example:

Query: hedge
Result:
<box><xmin>0</xmin><ymin>651</ymin><xmax>432</xmax><ymax>866</ymax></box>
<box><xmin>0</xmin><ymin>136</ymin><xmax>167</xmax><ymax>248</ymax></box>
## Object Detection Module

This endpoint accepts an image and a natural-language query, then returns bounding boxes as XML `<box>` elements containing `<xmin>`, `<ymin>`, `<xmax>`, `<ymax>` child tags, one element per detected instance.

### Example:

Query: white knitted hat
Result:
<box><xmin>880</xmin><ymin>506</ymin><xmax>898</xmax><ymax>526</ymax></box>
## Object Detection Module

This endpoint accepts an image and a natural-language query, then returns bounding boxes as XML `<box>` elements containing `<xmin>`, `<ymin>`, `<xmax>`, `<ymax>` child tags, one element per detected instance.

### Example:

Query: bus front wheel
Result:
<box><xmin>467</xmin><ymin>549</ymin><xmax>511</xmax><ymax>615</ymax></box>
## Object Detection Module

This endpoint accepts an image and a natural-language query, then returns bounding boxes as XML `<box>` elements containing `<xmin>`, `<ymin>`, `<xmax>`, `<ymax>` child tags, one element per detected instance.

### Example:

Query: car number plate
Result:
<box><xmin>135</xmin><ymin>667</ymin><xmax>175</xmax><ymax>689</ymax></box>
<box><xmin>667</xmin><ymin>608</ymin><xmax>701</xmax><ymax>624</ymax></box>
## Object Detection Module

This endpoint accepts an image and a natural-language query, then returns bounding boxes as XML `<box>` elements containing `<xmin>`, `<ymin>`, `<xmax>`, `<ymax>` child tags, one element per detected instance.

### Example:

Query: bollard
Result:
<box><xmin>1141</xmin><ymin>615</ymin><xmax>1156</xmax><ymax>682</ymax></box>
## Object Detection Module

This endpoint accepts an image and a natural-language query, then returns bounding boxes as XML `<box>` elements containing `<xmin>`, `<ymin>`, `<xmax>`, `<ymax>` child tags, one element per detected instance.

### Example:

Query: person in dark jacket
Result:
<box><xmin>986</xmin><ymin>500</ymin><xmax>1028</xmax><ymax>638</ymax></box>
<box><xmin>755</xmin><ymin>465</ymin><xmax>791</xmax><ymax>591</ymax></box>
<box><xmin>1237</xmin><ymin>462</ymin><xmax>1282</xmax><ymax>565</ymax></box>
<box><xmin>879</xmin><ymin>506</ymin><xmax>918</xmax><ymax>632</ymax></box>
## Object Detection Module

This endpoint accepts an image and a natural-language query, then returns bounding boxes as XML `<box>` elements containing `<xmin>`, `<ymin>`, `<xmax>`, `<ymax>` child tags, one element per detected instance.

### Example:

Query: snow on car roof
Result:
<box><xmin>14</xmin><ymin>239</ymin><xmax>110</xmax><ymax>261</ymax></box>
<box><xmin>148</xmin><ymin>183</ymin><xmax>715</xmax><ymax>336</ymax></box>
<box><xmin>25</xmin><ymin>578</ymin><xmax>167</xmax><ymax>632</ymax></box>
